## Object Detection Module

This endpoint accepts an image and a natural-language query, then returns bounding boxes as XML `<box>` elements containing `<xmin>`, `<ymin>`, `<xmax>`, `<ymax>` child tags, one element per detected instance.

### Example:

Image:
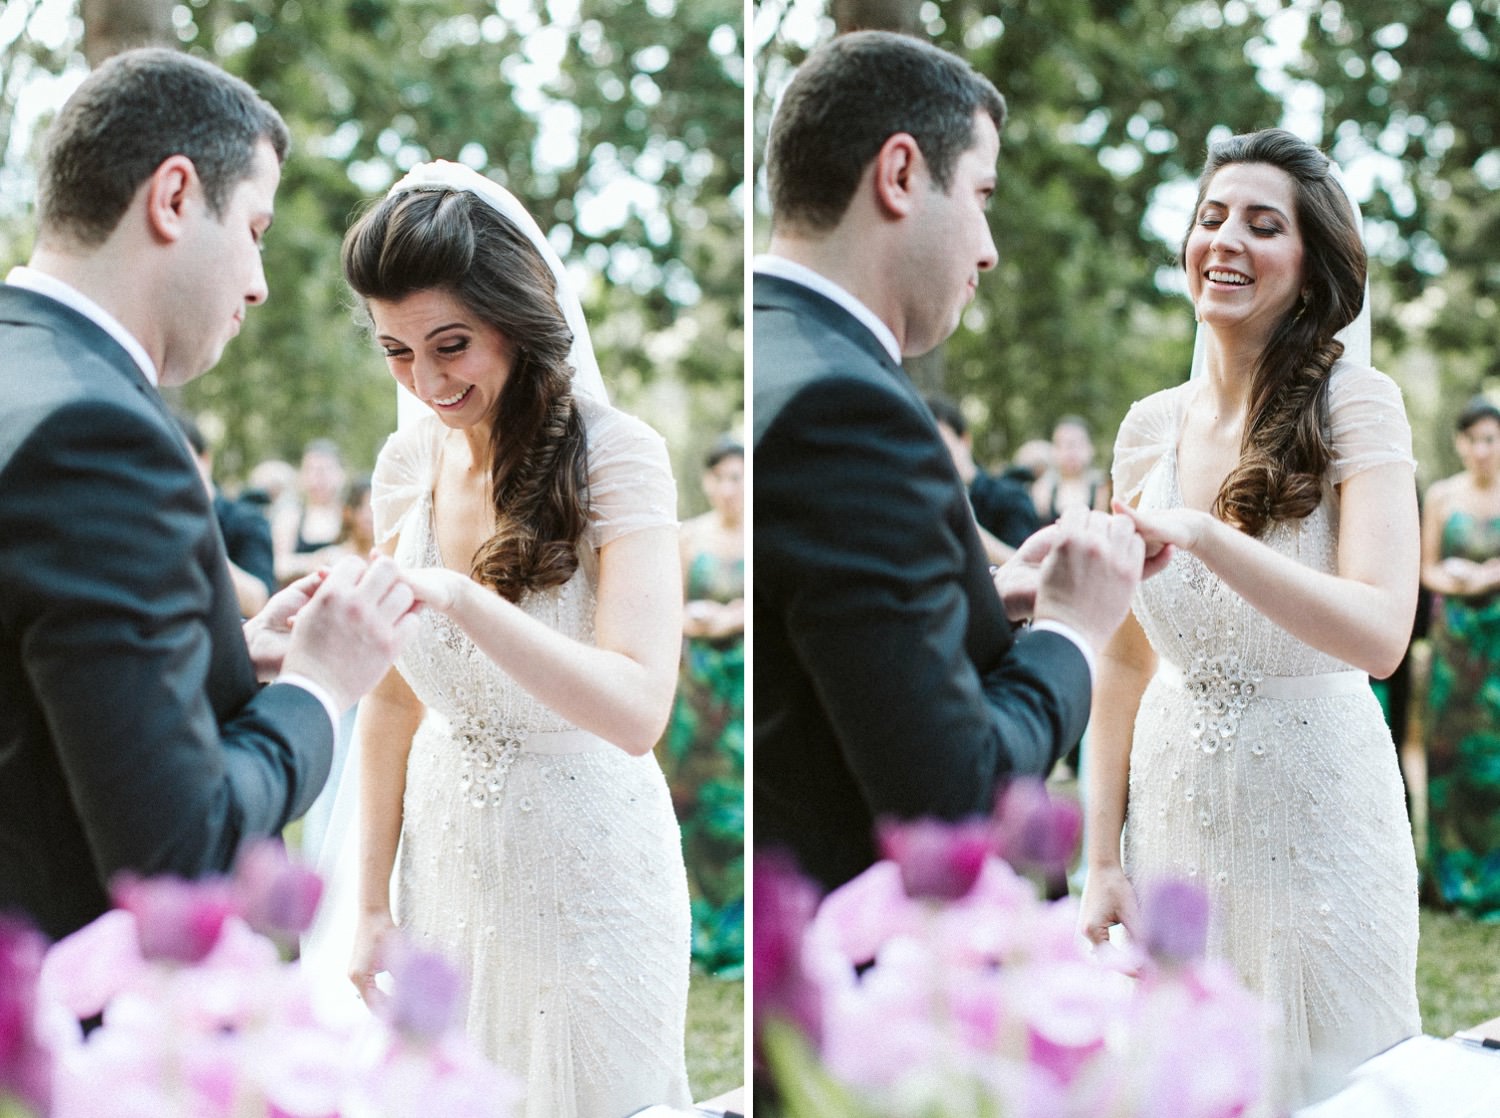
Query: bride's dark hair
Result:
<box><xmin>342</xmin><ymin>187</ymin><xmax>589</xmax><ymax>602</ymax></box>
<box><xmin>1181</xmin><ymin>128</ymin><xmax>1366</xmax><ymax>538</ymax></box>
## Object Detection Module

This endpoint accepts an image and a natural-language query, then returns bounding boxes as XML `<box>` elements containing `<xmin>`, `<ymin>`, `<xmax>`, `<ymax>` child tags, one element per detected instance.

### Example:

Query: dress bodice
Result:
<box><xmin>1440</xmin><ymin>508</ymin><xmax>1500</xmax><ymax>564</ymax></box>
<box><xmin>686</xmin><ymin>549</ymin><xmax>744</xmax><ymax>606</ymax></box>
<box><xmin>370</xmin><ymin>397</ymin><xmax>678</xmax><ymax>736</ymax></box>
<box><xmin>1117</xmin><ymin>362</ymin><xmax>1416</xmax><ymax>684</ymax></box>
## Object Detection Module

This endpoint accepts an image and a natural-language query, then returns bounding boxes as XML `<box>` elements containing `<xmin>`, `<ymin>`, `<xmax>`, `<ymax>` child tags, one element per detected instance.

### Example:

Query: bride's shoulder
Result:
<box><xmin>578</xmin><ymin>395</ymin><xmax>669</xmax><ymax>466</ymax></box>
<box><xmin>1116</xmin><ymin>380</ymin><xmax>1192</xmax><ymax>447</ymax></box>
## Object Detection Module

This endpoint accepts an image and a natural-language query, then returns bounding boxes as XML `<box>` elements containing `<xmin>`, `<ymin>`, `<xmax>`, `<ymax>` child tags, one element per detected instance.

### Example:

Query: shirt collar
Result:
<box><xmin>753</xmin><ymin>254</ymin><xmax>903</xmax><ymax>365</ymax></box>
<box><xmin>5</xmin><ymin>266</ymin><xmax>159</xmax><ymax>387</ymax></box>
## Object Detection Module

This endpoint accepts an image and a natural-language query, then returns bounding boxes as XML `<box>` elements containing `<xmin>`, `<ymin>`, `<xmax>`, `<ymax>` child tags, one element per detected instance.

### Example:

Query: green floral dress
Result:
<box><xmin>1425</xmin><ymin>509</ymin><xmax>1500</xmax><ymax>920</ymax></box>
<box><xmin>659</xmin><ymin>549</ymin><xmax>744</xmax><ymax>974</ymax></box>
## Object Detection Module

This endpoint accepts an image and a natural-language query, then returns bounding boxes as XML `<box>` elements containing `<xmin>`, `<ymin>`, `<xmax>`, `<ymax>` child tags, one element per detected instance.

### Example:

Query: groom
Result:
<box><xmin>0</xmin><ymin>49</ymin><xmax>416</xmax><ymax>942</ymax></box>
<box><xmin>754</xmin><ymin>31</ymin><xmax>1151</xmax><ymax>891</ymax></box>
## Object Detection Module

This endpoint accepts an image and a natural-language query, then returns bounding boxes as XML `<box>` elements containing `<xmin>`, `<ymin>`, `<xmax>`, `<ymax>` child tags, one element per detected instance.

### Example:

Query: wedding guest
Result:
<box><xmin>336</xmin><ymin>161</ymin><xmax>691</xmax><ymax>1116</ymax></box>
<box><xmin>175</xmin><ymin>411</ymin><xmax>276</xmax><ymax>616</ymax></box>
<box><xmin>1079</xmin><ymin>129</ymin><xmax>1421</xmax><ymax>1104</ymax></box>
<box><xmin>927</xmin><ymin>394</ymin><xmax>1042</xmax><ymax>560</ymax></box>
<box><xmin>1033</xmin><ymin>414</ymin><xmax>1109</xmax><ymax>524</ymax></box>
<box><xmin>659</xmin><ymin>435</ymin><xmax>745</xmax><ymax>977</ymax></box>
<box><xmin>754</xmin><ymin>30</ymin><xmax>1151</xmax><ymax>893</ymax></box>
<box><xmin>0</xmin><ymin>48</ymin><xmax>414</xmax><ymax>943</ymax></box>
<box><xmin>1420</xmin><ymin>396</ymin><xmax>1500</xmax><ymax>918</ymax></box>
<box><xmin>272</xmin><ymin>438</ymin><xmax>350</xmax><ymax>585</ymax></box>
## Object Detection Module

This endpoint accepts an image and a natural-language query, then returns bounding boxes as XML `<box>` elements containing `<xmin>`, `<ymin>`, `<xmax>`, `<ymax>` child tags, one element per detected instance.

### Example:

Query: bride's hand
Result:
<box><xmin>349</xmin><ymin>909</ymin><xmax>398</xmax><ymax>1008</ymax></box>
<box><xmin>400</xmin><ymin>566</ymin><xmax>471</xmax><ymax>615</ymax></box>
<box><xmin>1078</xmin><ymin>863</ymin><xmax>1141</xmax><ymax>947</ymax></box>
<box><xmin>1112</xmin><ymin>498</ymin><xmax>1211</xmax><ymax>558</ymax></box>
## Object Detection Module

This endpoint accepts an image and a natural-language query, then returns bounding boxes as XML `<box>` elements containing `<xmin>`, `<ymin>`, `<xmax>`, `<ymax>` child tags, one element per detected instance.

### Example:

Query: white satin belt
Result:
<box><xmin>515</xmin><ymin>728</ymin><xmax>618</xmax><ymax>755</ymax></box>
<box><xmin>1154</xmin><ymin>660</ymin><xmax>1370</xmax><ymax>700</ymax></box>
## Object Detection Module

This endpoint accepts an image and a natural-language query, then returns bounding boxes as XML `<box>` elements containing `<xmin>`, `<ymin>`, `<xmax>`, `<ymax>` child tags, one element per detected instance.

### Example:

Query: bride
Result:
<box><xmin>1078</xmin><ymin>130</ymin><xmax>1421</xmax><ymax>1105</ymax></box>
<box><xmin>331</xmin><ymin>161</ymin><xmax>691</xmax><ymax>1116</ymax></box>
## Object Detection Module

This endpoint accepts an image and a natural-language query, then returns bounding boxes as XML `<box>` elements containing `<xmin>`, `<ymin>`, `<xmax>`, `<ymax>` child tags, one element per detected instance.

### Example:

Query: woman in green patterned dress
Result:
<box><xmin>1421</xmin><ymin>396</ymin><xmax>1500</xmax><ymax>919</ymax></box>
<box><xmin>661</xmin><ymin>437</ymin><xmax>744</xmax><ymax>973</ymax></box>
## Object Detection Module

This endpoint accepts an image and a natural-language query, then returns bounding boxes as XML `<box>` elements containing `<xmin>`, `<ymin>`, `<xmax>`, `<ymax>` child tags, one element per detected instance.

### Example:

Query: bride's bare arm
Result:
<box><xmin>1115</xmin><ymin>459</ymin><xmax>1418</xmax><ymax>678</ymax></box>
<box><xmin>1078</xmin><ymin>609</ymin><xmax>1155</xmax><ymax>944</ymax></box>
<box><xmin>402</xmin><ymin>523</ymin><xmax>683</xmax><ymax>756</ymax></box>
<box><xmin>349</xmin><ymin>661</ymin><xmax>424</xmax><ymax>996</ymax></box>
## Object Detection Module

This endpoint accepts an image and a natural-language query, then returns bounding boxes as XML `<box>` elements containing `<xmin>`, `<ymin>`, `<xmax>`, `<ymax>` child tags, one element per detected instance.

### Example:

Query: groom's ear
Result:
<box><xmin>142</xmin><ymin>155</ymin><xmax>198</xmax><ymax>246</ymax></box>
<box><xmin>870</xmin><ymin>132</ymin><xmax>923</xmax><ymax>220</ymax></box>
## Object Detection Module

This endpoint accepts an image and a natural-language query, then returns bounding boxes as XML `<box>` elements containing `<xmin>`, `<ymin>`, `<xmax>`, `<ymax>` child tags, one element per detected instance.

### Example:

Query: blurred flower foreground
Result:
<box><xmin>755</xmin><ymin>780</ymin><xmax>1282</xmax><ymax>1118</ymax></box>
<box><xmin>0</xmin><ymin>842</ymin><xmax>519</xmax><ymax>1118</ymax></box>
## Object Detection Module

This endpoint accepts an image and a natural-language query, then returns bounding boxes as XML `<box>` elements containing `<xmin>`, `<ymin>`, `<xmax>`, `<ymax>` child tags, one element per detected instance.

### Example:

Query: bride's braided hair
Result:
<box><xmin>342</xmin><ymin>187</ymin><xmax>589</xmax><ymax>602</ymax></box>
<box><xmin>1181</xmin><ymin>129</ymin><xmax>1367</xmax><ymax>538</ymax></box>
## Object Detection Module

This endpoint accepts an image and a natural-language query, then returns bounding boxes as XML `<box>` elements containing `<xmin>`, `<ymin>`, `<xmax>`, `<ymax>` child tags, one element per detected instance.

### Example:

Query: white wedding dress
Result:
<box><xmin>1112</xmin><ymin>361</ymin><xmax>1422</xmax><ymax>1104</ymax></box>
<box><xmin>369</xmin><ymin>397</ymin><xmax>692</xmax><ymax>1117</ymax></box>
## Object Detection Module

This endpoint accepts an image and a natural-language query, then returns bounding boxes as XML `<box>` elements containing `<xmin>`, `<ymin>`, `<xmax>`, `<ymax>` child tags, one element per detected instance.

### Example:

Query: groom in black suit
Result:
<box><xmin>754</xmin><ymin>31</ymin><xmax>1152</xmax><ymax>891</ymax></box>
<box><xmin>0</xmin><ymin>49</ymin><xmax>417</xmax><ymax>942</ymax></box>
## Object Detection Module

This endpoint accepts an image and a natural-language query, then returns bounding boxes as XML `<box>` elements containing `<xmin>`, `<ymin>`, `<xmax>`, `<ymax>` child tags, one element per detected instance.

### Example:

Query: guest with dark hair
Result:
<box><xmin>175</xmin><ymin>412</ymin><xmax>278</xmax><ymax>615</ymax></box>
<box><xmin>927</xmin><ymin>393</ymin><xmax>1042</xmax><ymax>560</ymax></box>
<box><xmin>1420</xmin><ymin>395</ymin><xmax>1500</xmax><ymax>918</ymax></box>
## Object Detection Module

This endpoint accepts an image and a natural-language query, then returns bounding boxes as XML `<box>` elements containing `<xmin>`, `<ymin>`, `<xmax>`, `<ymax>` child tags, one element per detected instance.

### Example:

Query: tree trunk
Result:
<box><xmin>81</xmin><ymin>0</ymin><xmax>176</xmax><ymax>68</ymax></box>
<box><xmin>829</xmin><ymin>0</ymin><xmax>947</xmax><ymax>395</ymax></box>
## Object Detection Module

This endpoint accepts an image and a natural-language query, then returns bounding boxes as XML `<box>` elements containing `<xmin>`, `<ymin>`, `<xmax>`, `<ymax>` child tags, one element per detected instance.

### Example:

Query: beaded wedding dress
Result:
<box><xmin>1112</xmin><ymin>361</ymin><xmax>1422</xmax><ymax>1103</ymax></box>
<box><xmin>373</xmin><ymin>398</ymin><xmax>692</xmax><ymax>1118</ymax></box>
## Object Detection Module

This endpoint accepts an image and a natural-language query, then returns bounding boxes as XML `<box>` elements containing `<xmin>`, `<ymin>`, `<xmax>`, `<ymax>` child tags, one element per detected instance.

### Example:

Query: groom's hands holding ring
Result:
<box><xmin>278</xmin><ymin>554</ymin><xmax>421</xmax><ymax>712</ymax></box>
<box><xmin>1029</xmin><ymin>507</ymin><xmax>1147</xmax><ymax>655</ymax></box>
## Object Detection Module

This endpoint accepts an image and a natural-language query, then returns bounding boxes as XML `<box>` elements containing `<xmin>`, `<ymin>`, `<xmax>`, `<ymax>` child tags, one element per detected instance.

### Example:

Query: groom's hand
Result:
<box><xmin>991</xmin><ymin>523</ymin><xmax>1062</xmax><ymax>622</ymax></box>
<box><xmin>1031</xmin><ymin>508</ymin><xmax>1144</xmax><ymax>654</ymax></box>
<box><xmin>280</xmin><ymin>555</ymin><xmax>420</xmax><ymax>712</ymax></box>
<box><xmin>243</xmin><ymin>570</ymin><xmax>325</xmax><ymax>681</ymax></box>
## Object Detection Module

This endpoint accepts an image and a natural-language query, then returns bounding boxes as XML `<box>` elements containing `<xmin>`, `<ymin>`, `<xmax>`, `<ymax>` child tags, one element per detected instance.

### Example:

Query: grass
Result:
<box><xmin>687</xmin><ymin>971</ymin><xmax>745</xmax><ymax>1102</ymax></box>
<box><xmin>1417</xmin><ymin>906</ymin><xmax>1500</xmax><ymax>1037</ymax></box>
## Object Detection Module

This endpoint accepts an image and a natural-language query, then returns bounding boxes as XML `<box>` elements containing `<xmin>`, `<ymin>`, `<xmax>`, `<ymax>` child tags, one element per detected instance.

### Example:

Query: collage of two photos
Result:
<box><xmin>2</xmin><ymin>1</ymin><xmax>1499</xmax><ymax>1116</ymax></box>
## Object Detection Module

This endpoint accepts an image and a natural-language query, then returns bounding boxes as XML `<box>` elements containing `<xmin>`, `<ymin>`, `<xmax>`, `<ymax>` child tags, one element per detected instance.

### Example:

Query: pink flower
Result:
<box><xmin>383</xmin><ymin>939</ymin><xmax>465</xmax><ymax>1043</ymax></box>
<box><xmin>878</xmin><ymin>817</ymin><xmax>991</xmax><ymax>901</ymax></box>
<box><xmin>112</xmin><ymin>873</ymin><xmax>237</xmax><ymax>964</ymax></box>
<box><xmin>752</xmin><ymin>851</ymin><xmax>825</xmax><ymax>1059</ymax></box>
<box><xmin>989</xmin><ymin>778</ymin><xmax>1083</xmax><ymax>880</ymax></box>
<box><xmin>233</xmin><ymin>841</ymin><xmax>324</xmax><ymax>941</ymax></box>
<box><xmin>1139</xmin><ymin>878</ymin><xmax>1211</xmax><ymax>966</ymax></box>
<box><xmin>0</xmin><ymin>914</ymin><xmax>52</xmax><ymax>1114</ymax></box>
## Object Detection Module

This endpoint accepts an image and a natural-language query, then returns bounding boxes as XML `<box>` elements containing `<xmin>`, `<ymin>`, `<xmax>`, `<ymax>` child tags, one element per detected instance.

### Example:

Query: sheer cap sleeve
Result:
<box><xmin>1326</xmin><ymin>361</ymin><xmax>1416</xmax><ymax>484</ymax></box>
<box><xmin>1111</xmin><ymin>385</ymin><xmax>1187</xmax><ymax>504</ymax></box>
<box><xmin>371</xmin><ymin>415</ymin><xmax>441</xmax><ymax>544</ymax></box>
<box><xmin>582</xmin><ymin>397</ymin><xmax>678</xmax><ymax>550</ymax></box>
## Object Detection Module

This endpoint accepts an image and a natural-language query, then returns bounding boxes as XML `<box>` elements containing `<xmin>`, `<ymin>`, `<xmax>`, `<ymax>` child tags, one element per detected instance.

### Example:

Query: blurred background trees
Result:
<box><xmin>0</xmin><ymin>0</ymin><xmax>743</xmax><ymax>513</ymax></box>
<box><xmin>754</xmin><ymin>0</ymin><xmax>1499</xmax><ymax>481</ymax></box>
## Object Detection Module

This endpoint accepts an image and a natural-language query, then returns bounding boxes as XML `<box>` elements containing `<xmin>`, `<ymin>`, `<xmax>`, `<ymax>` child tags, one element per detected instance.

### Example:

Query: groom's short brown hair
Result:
<box><xmin>766</xmin><ymin>30</ymin><xmax>1006</xmax><ymax>233</ymax></box>
<box><xmin>38</xmin><ymin>47</ymin><xmax>289</xmax><ymax>247</ymax></box>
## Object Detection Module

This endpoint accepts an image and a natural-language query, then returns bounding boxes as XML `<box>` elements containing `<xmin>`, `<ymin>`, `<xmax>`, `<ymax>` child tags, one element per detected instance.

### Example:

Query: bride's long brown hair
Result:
<box><xmin>1181</xmin><ymin>129</ymin><xmax>1367</xmax><ymax>537</ymax></box>
<box><xmin>342</xmin><ymin>187</ymin><xmax>589</xmax><ymax>602</ymax></box>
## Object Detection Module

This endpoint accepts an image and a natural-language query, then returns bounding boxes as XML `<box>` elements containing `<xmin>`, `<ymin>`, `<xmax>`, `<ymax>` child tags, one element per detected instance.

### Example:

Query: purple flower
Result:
<box><xmin>990</xmin><ymin>778</ymin><xmax>1083</xmax><ymax>879</ymax></box>
<box><xmin>1139</xmin><ymin>878</ymin><xmax>1211</xmax><ymax>966</ymax></box>
<box><xmin>232</xmin><ymin>840</ymin><xmax>324</xmax><ymax>940</ymax></box>
<box><xmin>384</xmin><ymin>940</ymin><xmax>465</xmax><ymax>1042</ymax></box>
<box><xmin>0</xmin><ymin>914</ymin><xmax>52</xmax><ymax>1113</ymax></box>
<box><xmin>112</xmin><ymin>873</ymin><xmax>236</xmax><ymax>964</ymax></box>
<box><xmin>878</xmin><ymin>817</ymin><xmax>991</xmax><ymax>901</ymax></box>
<box><xmin>752</xmin><ymin>851</ymin><xmax>824</xmax><ymax>1057</ymax></box>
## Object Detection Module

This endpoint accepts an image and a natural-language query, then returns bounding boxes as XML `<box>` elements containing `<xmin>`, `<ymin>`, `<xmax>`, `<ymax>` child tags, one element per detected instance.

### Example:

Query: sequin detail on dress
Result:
<box><xmin>1111</xmin><ymin>362</ymin><xmax>1421</xmax><ymax>1105</ymax></box>
<box><xmin>372</xmin><ymin>398</ymin><xmax>692</xmax><ymax>1118</ymax></box>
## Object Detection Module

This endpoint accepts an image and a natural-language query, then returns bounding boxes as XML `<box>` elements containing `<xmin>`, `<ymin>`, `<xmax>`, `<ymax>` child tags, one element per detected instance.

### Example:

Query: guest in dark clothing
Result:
<box><xmin>176</xmin><ymin>412</ymin><xmax>277</xmax><ymax>615</ymax></box>
<box><xmin>927</xmin><ymin>394</ymin><xmax>1042</xmax><ymax>557</ymax></box>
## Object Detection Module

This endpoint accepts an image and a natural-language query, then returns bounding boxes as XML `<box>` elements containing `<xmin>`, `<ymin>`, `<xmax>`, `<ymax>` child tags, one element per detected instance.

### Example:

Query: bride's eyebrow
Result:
<box><xmin>423</xmin><ymin>322</ymin><xmax>469</xmax><ymax>339</ymax></box>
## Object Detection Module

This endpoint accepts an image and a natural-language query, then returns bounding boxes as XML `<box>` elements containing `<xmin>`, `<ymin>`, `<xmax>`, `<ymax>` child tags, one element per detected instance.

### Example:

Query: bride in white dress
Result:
<box><xmin>337</xmin><ymin>161</ymin><xmax>692</xmax><ymax>1117</ymax></box>
<box><xmin>1078</xmin><ymin>130</ymin><xmax>1421</xmax><ymax>1106</ymax></box>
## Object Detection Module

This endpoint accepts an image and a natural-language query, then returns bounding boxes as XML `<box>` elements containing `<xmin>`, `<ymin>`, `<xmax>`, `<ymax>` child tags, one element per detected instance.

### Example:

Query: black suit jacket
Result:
<box><xmin>0</xmin><ymin>285</ymin><xmax>333</xmax><ymax>941</ymax></box>
<box><xmin>753</xmin><ymin>273</ymin><xmax>1093</xmax><ymax>891</ymax></box>
<box><xmin>215</xmin><ymin>492</ymin><xmax>277</xmax><ymax>599</ymax></box>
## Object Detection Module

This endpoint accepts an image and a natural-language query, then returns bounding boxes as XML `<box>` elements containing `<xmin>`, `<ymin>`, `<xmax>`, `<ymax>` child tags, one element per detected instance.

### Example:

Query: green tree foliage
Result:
<box><xmin>756</xmin><ymin>0</ymin><xmax>1499</xmax><ymax>478</ymax></box>
<box><xmin>1</xmin><ymin>0</ymin><xmax>743</xmax><ymax>509</ymax></box>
